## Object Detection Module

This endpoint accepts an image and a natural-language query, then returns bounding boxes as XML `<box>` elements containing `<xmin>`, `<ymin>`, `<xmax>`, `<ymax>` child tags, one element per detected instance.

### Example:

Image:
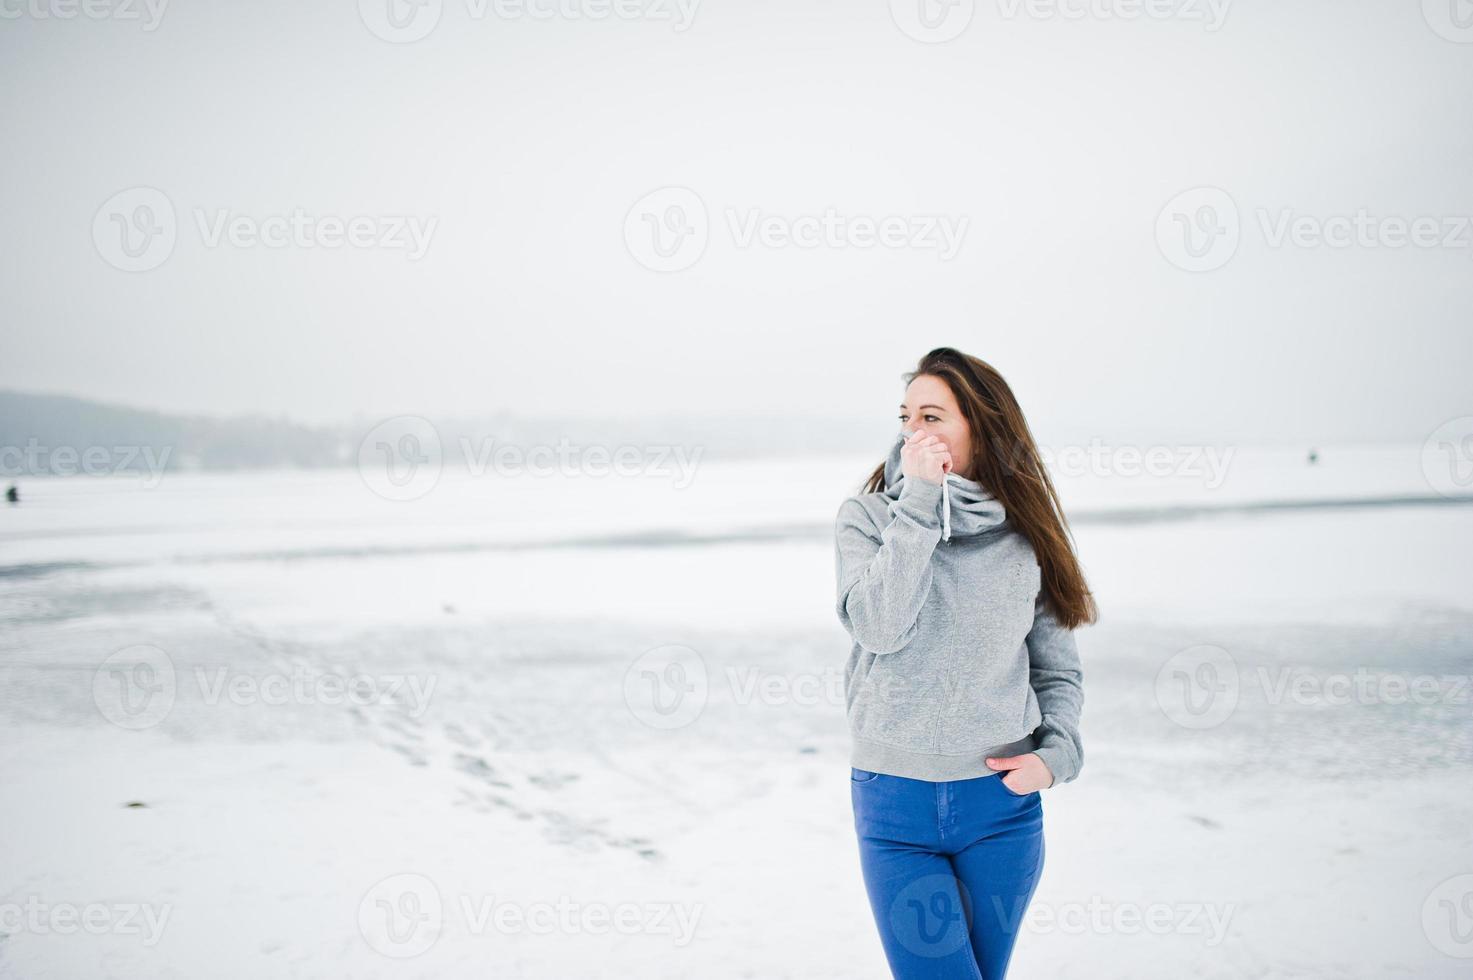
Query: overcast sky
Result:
<box><xmin>2</xmin><ymin>0</ymin><xmax>1470</xmax><ymax>446</ymax></box>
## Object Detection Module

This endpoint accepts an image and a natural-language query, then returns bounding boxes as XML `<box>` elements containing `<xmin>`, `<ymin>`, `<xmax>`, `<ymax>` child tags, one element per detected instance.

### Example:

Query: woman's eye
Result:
<box><xmin>925</xmin><ymin>415</ymin><xmax>940</xmax><ymax>423</ymax></box>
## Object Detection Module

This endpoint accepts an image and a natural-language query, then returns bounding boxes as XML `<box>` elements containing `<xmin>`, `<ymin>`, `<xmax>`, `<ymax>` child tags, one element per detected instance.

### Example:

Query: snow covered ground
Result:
<box><xmin>1</xmin><ymin>444</ymin><xmax>1470</xmax><ymax>978</ymax></box>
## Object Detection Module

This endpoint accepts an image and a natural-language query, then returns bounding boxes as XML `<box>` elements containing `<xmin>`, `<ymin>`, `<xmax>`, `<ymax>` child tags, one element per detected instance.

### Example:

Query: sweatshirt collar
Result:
<box><xmin>882</xmin><ymin>431</ymin><xmax>1007</xmax><ymax>540</ymax></box>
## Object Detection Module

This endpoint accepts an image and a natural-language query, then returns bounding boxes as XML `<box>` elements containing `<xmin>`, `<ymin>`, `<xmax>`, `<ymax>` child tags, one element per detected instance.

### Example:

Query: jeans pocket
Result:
<box><xmin>850</xmin><ymin>767</ymin><xmax>880</xmax><ymax>783</ymax></box>
<box><xmin>996</xmin><ymin>773</ymin><xmax>1028</xmax><ymax>796</ymax></box>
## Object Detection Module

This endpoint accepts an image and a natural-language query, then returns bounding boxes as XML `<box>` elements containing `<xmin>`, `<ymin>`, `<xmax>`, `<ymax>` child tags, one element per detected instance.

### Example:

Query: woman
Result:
<box><xmin>833</xmin><ymin>347</ymin><xmax>1096</xmax><ymax>979</ymax></box>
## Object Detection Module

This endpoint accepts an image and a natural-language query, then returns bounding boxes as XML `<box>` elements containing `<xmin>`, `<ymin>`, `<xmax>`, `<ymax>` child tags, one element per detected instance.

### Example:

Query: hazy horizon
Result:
<box><xmin>0</xmin><ymin>382</ymin><xmax>1443</xmax><ymax>452</ymax></box>
<box><xmin>4</xmin><ymin>0</ymin><xmax>1471</xmax><ymax>447</ymax></box>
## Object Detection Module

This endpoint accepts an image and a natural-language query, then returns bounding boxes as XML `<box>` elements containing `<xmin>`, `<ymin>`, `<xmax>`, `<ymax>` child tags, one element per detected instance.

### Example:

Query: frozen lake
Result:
<box><xmin>1</xmin><ymin>444</ymin><xmax>1470</xmax><ymax>978</ymax></box>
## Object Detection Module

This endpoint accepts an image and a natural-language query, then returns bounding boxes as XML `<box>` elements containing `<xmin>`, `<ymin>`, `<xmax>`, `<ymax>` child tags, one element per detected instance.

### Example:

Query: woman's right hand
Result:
<box><xmin>900</xmin><ymin>430</ymin><xmax>952</xmax><ymax>485</ymax></box>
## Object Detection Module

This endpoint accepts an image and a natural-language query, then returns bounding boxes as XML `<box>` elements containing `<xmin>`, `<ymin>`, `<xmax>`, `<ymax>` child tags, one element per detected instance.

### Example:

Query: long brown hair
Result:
<box><xmin>862</xmin><ymin>347</ymin><xmax>1098</xmax><ymax>630</ymax></box>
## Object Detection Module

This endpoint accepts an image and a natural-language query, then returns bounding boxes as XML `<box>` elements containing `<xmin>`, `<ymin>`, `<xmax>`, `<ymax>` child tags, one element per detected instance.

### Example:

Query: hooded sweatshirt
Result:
<box><xmin>833</xmin><ymin>431</ymin><xmax>1085</xmax><ymax>784</ymax></box>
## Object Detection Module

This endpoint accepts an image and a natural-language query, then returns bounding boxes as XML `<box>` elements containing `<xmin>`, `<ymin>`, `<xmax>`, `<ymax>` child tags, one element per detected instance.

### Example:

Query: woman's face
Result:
<box><xmin>899</xmin><ymin>374</ymin><xmax>974</xmax><ymax>480</ymax></box>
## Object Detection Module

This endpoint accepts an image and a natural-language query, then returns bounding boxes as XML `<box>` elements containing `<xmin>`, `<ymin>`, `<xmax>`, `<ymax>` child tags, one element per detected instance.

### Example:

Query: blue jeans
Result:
<box><xmin>850</xmin><ymin>766</ymin><xmax>1045</xmax><ymax>980</ymax></box>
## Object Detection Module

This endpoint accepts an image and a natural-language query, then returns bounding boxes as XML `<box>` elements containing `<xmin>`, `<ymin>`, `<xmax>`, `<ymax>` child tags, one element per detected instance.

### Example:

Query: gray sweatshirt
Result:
<box><xmin>833</xmin><ymin>433</ymin><xmax>1085</xmax><ymax>785</ymax></box>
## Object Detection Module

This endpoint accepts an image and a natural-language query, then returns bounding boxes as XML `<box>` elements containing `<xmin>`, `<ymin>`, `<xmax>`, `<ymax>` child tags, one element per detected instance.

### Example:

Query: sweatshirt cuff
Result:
<box><xmin>1032</xmin><ymin>738</ymin><xmax>1081</xmax><ymax>787</ymax></box>
<box><xmin>892</xmin><ymin>477</ymin><xmax>943</xmax><ymax>528</ymax></box>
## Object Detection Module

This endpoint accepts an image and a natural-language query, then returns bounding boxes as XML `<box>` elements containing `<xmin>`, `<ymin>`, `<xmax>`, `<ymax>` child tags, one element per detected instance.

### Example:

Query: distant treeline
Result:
<box><xmin>0</xmin><ymin>389</ymin><xmax>892</xmax><ymax>476</ymax></box>
<box><xmin>0</xmin><ymin>390</ymin><xmax>348</xmax><ymax>474</ymax></box>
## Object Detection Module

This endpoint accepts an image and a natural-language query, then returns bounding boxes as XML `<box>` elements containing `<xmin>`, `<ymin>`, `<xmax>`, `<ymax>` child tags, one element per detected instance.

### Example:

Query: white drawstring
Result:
<box><xmin>941</xmin><ymin>475</ymin><xmax>951</xmax><ymax>542</ymax></box>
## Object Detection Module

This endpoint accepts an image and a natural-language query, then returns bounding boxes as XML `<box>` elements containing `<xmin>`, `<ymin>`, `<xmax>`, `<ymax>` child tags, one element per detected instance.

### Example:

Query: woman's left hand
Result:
<box><xmin>986</xmin><ymin>752</ymin><xmax>1054</xmax><ymax>793</ymax></box>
